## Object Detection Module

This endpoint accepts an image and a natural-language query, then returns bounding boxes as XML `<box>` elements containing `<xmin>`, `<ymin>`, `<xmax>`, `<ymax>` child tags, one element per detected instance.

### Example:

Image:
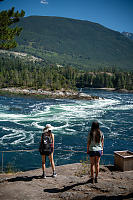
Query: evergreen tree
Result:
<box><xmin>0</xmin><ymin>6</ymin><xmax>25</xmax><ymax>49</ymax></box>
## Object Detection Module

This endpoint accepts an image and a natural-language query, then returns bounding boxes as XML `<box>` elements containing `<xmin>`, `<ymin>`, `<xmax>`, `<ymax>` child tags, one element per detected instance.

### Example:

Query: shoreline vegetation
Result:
<box><xmin>1</xmin><ymin>55</ymin><xmax>133</xmax><ymax>92</ymax></box>
<box><xmin>0</xmin><ymin>87</ymin><xmax>103</xmax><ymax>100</ymax></box>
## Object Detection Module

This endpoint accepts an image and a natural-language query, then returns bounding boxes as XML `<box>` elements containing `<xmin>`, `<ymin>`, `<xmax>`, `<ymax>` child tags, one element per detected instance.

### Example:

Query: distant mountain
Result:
<box><xmin>122</xmin><ymin>32</ymin><xmax>133</xmax><ymax>41</ymax></box>
<box><xmin>13</xmin><ymin>16</ymin><xmax>133</xmax><ymax>70</ymax></box>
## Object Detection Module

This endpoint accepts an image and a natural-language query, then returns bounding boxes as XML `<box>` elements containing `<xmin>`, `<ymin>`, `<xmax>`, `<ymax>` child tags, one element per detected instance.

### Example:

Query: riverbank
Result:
<box><xmin>0</xmin><ymin>87</ymin><xmax>103</xmax><ymax>100</ymax></box>
<box><xmin>93</xmin><ymin>87</ymin><xmax>133</xmax><ymax>93</ymax></box>
<box><xmin>0</xmin><ymin>163</ymin><xmax>133</xmax><ymax>200</ymax></box>
<box><xmin>0</xmin><ymin>88</ymin><xmax>132</xmax><ymax>102</ymax></box>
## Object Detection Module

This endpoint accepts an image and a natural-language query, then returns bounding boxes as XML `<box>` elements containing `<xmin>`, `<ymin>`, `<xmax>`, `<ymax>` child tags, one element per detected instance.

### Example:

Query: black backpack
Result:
<box><xmin>39</xmin><ymin>133</ymin><xmax>52</xmax><ymax>155</ymax></box>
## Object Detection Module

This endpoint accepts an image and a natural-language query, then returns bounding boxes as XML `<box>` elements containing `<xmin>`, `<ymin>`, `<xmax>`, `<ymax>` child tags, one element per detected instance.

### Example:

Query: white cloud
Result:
<box><xmin>40</xmin><ymin>0</ymin><xmax>48</xmax><ymax>5</ymax></box>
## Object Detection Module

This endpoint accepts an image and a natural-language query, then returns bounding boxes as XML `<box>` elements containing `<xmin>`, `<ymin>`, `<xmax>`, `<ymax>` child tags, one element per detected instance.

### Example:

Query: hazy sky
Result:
<box><xmin>0</xmin><ymin>0</ymin><xmax>133</xmax><ymax>33</ymax></box>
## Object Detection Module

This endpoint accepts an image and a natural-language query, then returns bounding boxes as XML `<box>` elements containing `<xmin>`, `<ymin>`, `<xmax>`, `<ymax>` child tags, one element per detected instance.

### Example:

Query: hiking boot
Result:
<box><xmin>42</xmin><ymin>172</ymin><xmax>46</xmax><ymax>179</ymax></box>
<box><xmin>88</xmin><ymin>177</ymin><xmax>94</xmax><ymax>184</ymax></box>
<box><xmin>52</xmin><ymin>171</ymin><xmax>57</xmax><ymax>178</ymax></box>
<box><xmin>95</xmin><ymin>177</ymin><xmax>98</xmax><ymax>183</ymax></box>
<box><xmin>91</xmin><ymin>178</ymin><xmax>94</xmax><ymax>184</ymax></box>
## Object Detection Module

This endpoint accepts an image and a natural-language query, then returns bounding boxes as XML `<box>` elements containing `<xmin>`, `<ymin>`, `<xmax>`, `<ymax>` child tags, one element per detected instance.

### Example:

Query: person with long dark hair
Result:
<box><xmin>87</xmin><ymin>121</ymin><xmax>104</xmax><ymax>183</ymax></box>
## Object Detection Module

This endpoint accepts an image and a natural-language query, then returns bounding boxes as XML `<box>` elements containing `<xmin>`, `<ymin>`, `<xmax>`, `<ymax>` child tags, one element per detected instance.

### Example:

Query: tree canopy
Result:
<box><xmin>0</xmin><ymin>6</ymin><xmax>25</xmax><ymax>49</ymax></box>
<box><xmin>0</xmin><ymin>54</ymin><xmax>133</xmax><ymax>91</ymax></box>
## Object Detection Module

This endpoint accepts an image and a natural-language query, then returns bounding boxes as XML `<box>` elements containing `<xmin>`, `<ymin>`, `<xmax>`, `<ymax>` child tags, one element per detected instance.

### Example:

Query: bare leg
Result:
<box><xmin>49</xmin><ymin>153</ymin><xmax>55</xmax><ymax>172</ymax></box>
<box><xmin>90</xmin><ymin>156</ymin><xmax>95</xmax><ymax>178</ymax></box>
<box><xmin>95</xmin><ymin>156</ymin><xmax>100</xmax><ymax>178</ymax></box>
<box><xmin>42</xmin><ymin>155</ymin><xmax>46</xmax><ymax>172</ymax></box>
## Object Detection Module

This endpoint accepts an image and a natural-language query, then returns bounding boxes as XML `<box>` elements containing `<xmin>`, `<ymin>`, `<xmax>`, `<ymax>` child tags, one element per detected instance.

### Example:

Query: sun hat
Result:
<box><xmin>45</xmin><ymin>124</ymin><xmax>54</xmax><ymax>131</ymax></box>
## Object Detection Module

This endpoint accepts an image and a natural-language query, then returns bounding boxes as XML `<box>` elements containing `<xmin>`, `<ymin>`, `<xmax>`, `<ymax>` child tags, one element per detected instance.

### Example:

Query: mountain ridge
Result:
<box><xmin>122</xmin><ymin>31</ymin><xmax>133</xmax><ymax>41</ymax></box>
<box><xmin>13</xmin><ymin>16</ymin><xmax>133</xmax><ymax>70</ymax></box>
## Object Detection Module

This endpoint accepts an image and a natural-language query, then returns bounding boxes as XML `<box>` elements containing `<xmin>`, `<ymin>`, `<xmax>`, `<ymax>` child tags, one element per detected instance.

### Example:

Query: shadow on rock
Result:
<box><xmin>105</xmin><ymin>165</ymin><xmax>121</xmax><ymax>172</ymax></box>
<box><xmin>44</xmin><ymin>180</ymin><xmax>90</xmax><ymax>193</ymax></box>
<box><xmin>7</xmin><ymin>175</ymin><xmax>42</xmax><ymax>182</ymax></box>
<box><xmin>91</xmin><ymin>192</ymin><xmax>133</xmax><ymax>200</ymax></box>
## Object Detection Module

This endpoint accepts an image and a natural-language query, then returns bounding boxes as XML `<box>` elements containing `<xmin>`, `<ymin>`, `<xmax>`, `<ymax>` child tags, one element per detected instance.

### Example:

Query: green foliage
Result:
<box><xmin>14</xmin><ymin>16</ymin><xmax>133</xmax><ymax>70</ymax></box>
<box><xmin>5</xmin><ymin>162</ymin><xmax>18</xmax><ymax>173</ymax></box>
<box><xmin>75</xmin><ymin>158</ymin><xmax>90</xmax><ymax>177</ymax></box>
<box><xmin>0</xmin><ymin>7</ymin><xmax>25</xmax><ymax>49</ymax></box>
<box><xmin>0</xmin><ymin>55</ymin><xmax>76</xmax><ymax>90</ymax></box>
<box><xmin>0</xmin><ymin>54</ymin><xmax>133</xmax><ymax>90</ymax></box>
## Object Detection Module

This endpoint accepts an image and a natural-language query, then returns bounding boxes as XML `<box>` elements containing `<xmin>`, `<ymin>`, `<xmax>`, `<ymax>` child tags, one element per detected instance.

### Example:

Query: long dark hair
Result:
<box><xmin>90</xmin><ymin>121</ymin><xmax>101</xmax><ymax>143</ymax></box>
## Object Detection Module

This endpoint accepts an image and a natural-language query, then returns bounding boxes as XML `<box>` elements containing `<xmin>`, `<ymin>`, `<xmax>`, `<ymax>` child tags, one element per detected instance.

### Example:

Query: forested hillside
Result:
<box><xmin>0</xmin><ymin>54</ymin><xmax>132</xmax><ymax>90</ymax></box>
<box><xmin>1</xmin><ymin>16</ymin><xmax>133</xmax><ymax>91</ymax></box>
<box><xmin>14</xmin><ymin>16</ymin><xmax>133</xmax><ymax>71</ymax></box>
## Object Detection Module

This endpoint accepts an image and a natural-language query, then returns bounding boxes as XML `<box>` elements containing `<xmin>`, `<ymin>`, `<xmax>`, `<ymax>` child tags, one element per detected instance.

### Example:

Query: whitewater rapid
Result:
<box><xmin>0</xmin><ymin>89</ymin><xmax>133</xmax><ymax>170</ymax></box>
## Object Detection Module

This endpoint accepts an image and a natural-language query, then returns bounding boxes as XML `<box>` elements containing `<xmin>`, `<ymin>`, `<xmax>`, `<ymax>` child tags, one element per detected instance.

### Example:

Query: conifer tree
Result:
<box><xmin>0</xmin><ymin>5</ymin><xmax>25</xmax><ymax>49</ymax></box>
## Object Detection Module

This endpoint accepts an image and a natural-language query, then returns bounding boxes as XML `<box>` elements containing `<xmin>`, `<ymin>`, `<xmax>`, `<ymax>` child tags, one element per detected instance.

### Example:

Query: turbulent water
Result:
<box><xmin>0</xmin><ymin>89</ymin><xmax>133</xmax><ymax>171</ymax></box>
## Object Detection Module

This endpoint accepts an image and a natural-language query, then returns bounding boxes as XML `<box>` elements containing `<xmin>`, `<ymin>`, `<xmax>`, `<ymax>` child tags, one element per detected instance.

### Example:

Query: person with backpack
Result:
<box><xmin>87</xmin><ymin>121</ymin><xmax>104</xmax><ymax>183</ymax></box>
<box><xmin>40</xmin><ymin>124</ymin><xmax>57</xmax><ymax>179</ymax></box>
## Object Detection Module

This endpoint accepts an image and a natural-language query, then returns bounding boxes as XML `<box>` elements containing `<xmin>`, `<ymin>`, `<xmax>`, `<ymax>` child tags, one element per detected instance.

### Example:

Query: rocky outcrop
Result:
<box><xmin>0</xmin><ymin>88</ymin><xmax>103</xmax><ymax>100</ymax></box>
<box><xmin>0</xmin><ymin>163</ymin><xmax>133</xmax><ymax>200</ymax></box>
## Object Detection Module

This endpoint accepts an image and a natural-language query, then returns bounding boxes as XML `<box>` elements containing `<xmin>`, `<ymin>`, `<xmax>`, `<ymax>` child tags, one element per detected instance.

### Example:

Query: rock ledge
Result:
<box><xmin>0</xmin><ymin>163</ymin><xmax>133</xmax><ymax>200</ymax></box>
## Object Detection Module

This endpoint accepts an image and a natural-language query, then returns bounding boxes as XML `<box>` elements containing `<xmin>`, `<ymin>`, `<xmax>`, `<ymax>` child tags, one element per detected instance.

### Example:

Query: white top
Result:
<box><xmin>88</xmin><ymin>131</ymin><xmax>104</xmax><ymax>151</ymax></box>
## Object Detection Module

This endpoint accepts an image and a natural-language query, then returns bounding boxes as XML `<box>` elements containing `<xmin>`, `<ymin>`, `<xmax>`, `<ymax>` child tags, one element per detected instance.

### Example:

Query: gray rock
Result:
<box><xmin>0</xmin><ymin>163</ymin><xmax>133</xmax><ymax>200</ymax></box>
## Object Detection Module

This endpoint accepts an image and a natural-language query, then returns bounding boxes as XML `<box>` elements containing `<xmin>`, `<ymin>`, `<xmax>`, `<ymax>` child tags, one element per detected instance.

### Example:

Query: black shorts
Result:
<box><xmin>89</xmin><ymin>151</ymin><xmax>102</xmax><ymax>157</ymax></box>
<box><xmin>41</xmin><ymin>147</ymin><xmax>53</xmax><ymax>156</ymax></box>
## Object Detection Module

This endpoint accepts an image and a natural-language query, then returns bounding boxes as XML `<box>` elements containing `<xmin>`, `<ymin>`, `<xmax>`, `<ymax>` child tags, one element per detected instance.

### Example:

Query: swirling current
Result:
<box><xmin>0</xmin><ymin>89</ymin><xmax>133</xmax><ymax>171</ymax></box>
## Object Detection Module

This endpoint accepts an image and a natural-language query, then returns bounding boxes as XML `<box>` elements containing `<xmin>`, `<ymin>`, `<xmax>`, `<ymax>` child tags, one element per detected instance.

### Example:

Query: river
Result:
<box><xmin>0</xmin><ymin>89</ymin><xmax>133</xmax><ymax>171</ymax></box>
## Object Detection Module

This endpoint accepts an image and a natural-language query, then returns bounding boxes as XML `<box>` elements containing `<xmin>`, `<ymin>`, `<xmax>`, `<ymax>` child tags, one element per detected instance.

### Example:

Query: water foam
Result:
<box><xmin>0</xmin><ymin>94</ymin><xmax>132</xmax><ymax>150</ymax></box>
